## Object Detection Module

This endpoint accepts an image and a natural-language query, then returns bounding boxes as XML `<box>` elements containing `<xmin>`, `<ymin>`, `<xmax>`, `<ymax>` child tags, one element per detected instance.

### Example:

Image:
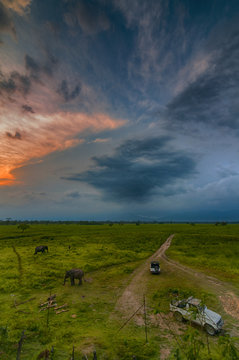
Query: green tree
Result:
<box><xmin>17</xmin><ymin>223</ymin><xmax>30</xmax><ymax>232</ymax></box>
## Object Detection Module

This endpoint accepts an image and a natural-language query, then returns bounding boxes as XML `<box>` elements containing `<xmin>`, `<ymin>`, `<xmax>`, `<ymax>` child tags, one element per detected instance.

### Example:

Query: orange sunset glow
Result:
<box><xmin>0</xmin><ymin>111</ymin><xmax>125</xmax><ymax>186</ymax></box>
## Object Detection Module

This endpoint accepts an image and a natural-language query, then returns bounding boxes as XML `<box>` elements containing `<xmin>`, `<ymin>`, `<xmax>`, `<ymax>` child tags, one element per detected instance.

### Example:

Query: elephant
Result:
<box><xmin>63</xmin><ymin>268</ymin><xmax>84</xmax><ymax>286</ymax></box>
<box><xmin>34</xmin><ymin>245</ymin><xmax>48</xmax><ymax>254</ymax></box>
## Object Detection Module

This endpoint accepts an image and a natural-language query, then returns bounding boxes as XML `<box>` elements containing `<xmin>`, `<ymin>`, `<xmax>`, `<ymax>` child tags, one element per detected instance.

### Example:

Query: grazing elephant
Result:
<box><xmin>34</xmin><ymin>245</ymin><xmax>48</xmax><ymax>254</ymax></box>
<box><xmin>64</xmin><ymin>268</ymin><xmax>84</xmax><ymax>286</ymax></box>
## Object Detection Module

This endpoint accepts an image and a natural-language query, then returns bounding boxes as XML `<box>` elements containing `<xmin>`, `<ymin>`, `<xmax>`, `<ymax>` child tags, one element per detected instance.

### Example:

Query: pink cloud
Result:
<box><xmin>2</xmin><ymin>0</ymin><xmax>32</xmax><ymax>14</ymax></box>
<box><xmin>0</xmin><ymin>110</ymin><xmax>126</xmax><ymax>185</ymax></box>
<box><xmin>91</xmin><ymin>138</ymin><xmax>110</xmax><ymax>143</ymax></box>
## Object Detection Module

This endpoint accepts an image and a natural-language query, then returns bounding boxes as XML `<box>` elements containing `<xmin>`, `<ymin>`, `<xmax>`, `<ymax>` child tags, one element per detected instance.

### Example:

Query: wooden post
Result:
<box><xmin>16</xmin><ymin>331</ymin><xmax>25</xmax><ymax>360</ymax></box>
<box><xmin>143</xmin><ymin>295</ymin><xmax>148</xmax><ymax>343</ymax></box>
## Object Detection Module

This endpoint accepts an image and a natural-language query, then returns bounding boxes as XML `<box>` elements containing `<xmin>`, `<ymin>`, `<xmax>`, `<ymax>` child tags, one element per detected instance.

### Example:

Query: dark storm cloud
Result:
<box><xmin>0</xmin><ymin>2</ymin><xmax>16</xmax><ymax>38</ymax></box>
<box><xmin>166</xmin><ymin>29</ymin><xmax>239</xmax><ymax>130</ymax></box>
<box><xmin>22</xmin><ymin>104</ymin><xmax>35</xmax><ymax>113</ymax></box>
<box><xmin>0</xmin><ymin>71</ymin><xmax>31</xmax><ymax>95</ymax></box>
<box><xmin>25</xmin><ymin>54</ymin><xmax>40</xmax><ymax>74</ymax></box>
<box><xmin>43</xmin><ymin>53</ymin><xmax>58</xmax><ymax>76</ymax></box>
<box><xmin>64</xmin><ymin>0</ymin><xmax>110</xmax><ymax>34</ymax></box>
<box><xmin>57</xmin><ymin>80</ymin><xmax>81</xmax><ymax>102</ymax></box>
<box><xmin>25</xmin><ymin>53</ymin><xmax>58</xmax><ymax>79</ymax></box>
<box><xmin>63</xmin><ymin>137</ymin><xmax>196</xmax><ymax>202</ymax></box>
<box><xmin>6</xmin><ymin>131</ymin><xmax>22</xmax><ymax>140</ymax></box>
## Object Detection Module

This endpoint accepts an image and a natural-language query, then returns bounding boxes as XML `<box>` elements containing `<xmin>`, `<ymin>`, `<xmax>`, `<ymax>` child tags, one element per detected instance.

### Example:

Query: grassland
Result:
<box><xmin>0</xmin><ymin>223</ymin><xmax>238</xmax><ymax>359</ymax></box>
<box><xmin>166</xmin><ymin>223</ymin><xmax>239</xmax><ymax>286</ymax></box>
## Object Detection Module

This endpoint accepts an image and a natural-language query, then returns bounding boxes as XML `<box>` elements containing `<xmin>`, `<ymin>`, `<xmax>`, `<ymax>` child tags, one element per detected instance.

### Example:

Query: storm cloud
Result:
<box><xmin>63</xmin><ymin>137</ymin><xmax>196</xmax><ymax>202</ymax></box>
<box><xmin>25</xmin><ymin>53</ymin><xmax>58</xmax><ymax>79</ymax></box>
<box><xmin>0</xmin><ymin>2</ymin><xmax>16</xmax><ymax>40</ymax></box>
<box><xmin>57</xmin><ymin>80</ymin><xmax>81</xmax><ymax>102</ymax></box>
<box><xmin>2</xmin><ymin>0</ymin><xmax>239</xmax><ymax>220</ymax></box>
<box><xmin>64</xmin><ymin>0</ymin><xmax>110</xmax><ymax>34</ymax></box>
<box><xmin>166</xmin><ymin>29</ymin><xmax>239</xmax><ymax>130</ymax></box>
<box><xmin>0</xmin><ymin>71</ymin><xmax>31</xmax><ymax>95</ymax></box>
<box><xmin>6</xmin><ymin>131</ymin><xmax>22</xmax><ymax>140</ymax></box>
<box><xmin>22</xmin><ymin>104</ymin><xmax>35</xmax><ymax>113</ymax></box>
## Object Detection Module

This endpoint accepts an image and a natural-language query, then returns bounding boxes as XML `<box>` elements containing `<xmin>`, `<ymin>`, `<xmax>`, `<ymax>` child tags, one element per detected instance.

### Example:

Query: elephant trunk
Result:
<box><xmin>63</xmin><ymin>275</ymin><xmax>67</xmax><ymax>285</ymax></box>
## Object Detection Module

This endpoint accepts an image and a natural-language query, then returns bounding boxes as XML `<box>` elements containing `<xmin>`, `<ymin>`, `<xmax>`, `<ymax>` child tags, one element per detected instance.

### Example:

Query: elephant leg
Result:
<box><xmin>78</xmin><ymin>277</ymin><xmax>82</xmax><ymax>285</ymax></box>
<box><xmin>71</xmin><ymin>276</ymin><xmax>75</xmax><ymax>285</ymax></box>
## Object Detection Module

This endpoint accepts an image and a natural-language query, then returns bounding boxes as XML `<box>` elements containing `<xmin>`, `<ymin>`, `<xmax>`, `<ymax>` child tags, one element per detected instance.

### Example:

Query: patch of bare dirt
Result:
<box><xmin>82</xmin><ymin>344</ymin><xmax>95</xmax><ymax>355</ymax></box>
<box><xmin>150</xmin><ymin>312</ymin><xmax>186</xmax><ymax>335</ymax></box>
<box><xmin>219</xmin><ymin>292</ymin><xmax>239</xmax><ymax>321</ymax></box>
<box><xmin>160</xmin><ymin>347</ymin><xmax>171</xmax><ymax>360</ymax></box>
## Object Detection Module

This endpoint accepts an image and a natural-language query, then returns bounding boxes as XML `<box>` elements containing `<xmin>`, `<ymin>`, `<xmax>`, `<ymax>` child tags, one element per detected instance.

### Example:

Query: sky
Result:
<box><xmin>1</xmin><ymin>0</ymin><xmax>239</xmax><ymax>221</ymax></box>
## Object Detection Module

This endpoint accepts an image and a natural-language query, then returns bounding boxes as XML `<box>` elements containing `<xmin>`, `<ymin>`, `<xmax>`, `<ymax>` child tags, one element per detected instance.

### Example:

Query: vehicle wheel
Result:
<box><xmin>174</xmin><ymin>312</ymin><xmax>183</xmax><ymax>322</ymax></box>
<box><xmin>204</xmin><ymin>324</ymin><xmax>216</xmax><ymax>336</ymax></box>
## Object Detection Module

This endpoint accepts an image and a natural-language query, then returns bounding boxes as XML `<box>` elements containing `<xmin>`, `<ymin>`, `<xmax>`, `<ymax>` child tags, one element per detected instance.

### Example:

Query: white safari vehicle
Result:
<box><xmin>150</xmin><ymin>261</ymin><xmax>160</xmax><ymax>274</ymax></box>
<box><xmin>170</xmin><ymin>296</ymin><xmax>224</xmax><ymax>335</ymax></box>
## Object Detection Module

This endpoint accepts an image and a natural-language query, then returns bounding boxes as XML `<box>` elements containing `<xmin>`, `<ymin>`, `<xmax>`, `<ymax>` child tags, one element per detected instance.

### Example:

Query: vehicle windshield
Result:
<box><xmin>151</xmin><ymin>262</ymin><xmax>159</xmax><ymax>267</ymax></box>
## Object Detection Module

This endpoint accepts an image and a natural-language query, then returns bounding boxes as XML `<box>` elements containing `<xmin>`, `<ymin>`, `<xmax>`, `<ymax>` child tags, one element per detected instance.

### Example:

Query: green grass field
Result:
<box><xmin>167</xmin><ymin>224</ymin><xmax>239</xmax><ymax>286</ymax></box>
<box><xmin>0</xmin><ymin>223</ymin><xmax>238</xmax><ymax>359</ymax></box>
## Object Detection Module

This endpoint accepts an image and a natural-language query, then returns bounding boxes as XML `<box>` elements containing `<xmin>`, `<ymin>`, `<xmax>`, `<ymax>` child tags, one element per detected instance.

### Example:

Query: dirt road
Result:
<box><xmin>115</xmin><ymin>235</ymin><xmax>174</xmax><ymax>325</ymax></box>
<box><xmin>115</xmin><ymin>235</ymin><xmax>239</xmax><ymax>334</ymax></box>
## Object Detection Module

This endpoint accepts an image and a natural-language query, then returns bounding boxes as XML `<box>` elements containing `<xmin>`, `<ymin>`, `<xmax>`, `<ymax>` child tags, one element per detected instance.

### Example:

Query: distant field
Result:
<box><xmin>166</xmin><ymin>224</ymin><xmax>239</xmax><ymax>285</ymax></box>
<box><xmin>0</xmin><ymin>223</ymin><xmax>238</xmax><ymax>359</ymax></box>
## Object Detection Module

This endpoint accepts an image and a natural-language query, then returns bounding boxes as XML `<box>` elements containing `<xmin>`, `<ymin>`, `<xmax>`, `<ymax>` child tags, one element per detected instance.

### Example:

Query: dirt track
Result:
<box><xmin>115</xmin><ymin>234</ymin><xmax>239</xmax><ymax>334</ymax></box>
<box><xmin>115</xmin><ymin>235</ymin><xmax>174</xmax><ymax>325</ymax></box>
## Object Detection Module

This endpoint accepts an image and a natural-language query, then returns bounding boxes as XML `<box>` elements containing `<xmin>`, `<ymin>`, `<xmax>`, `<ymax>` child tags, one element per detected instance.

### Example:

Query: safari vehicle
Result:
<box><xmin>170</xmin><ymin>296</ymin><xmax>224</xmax><ymax>335</ymax></box>
<box><xmin>150</xmin><ymin>261</ymin><xmax>160</xmax><ymax>274</ymax></box>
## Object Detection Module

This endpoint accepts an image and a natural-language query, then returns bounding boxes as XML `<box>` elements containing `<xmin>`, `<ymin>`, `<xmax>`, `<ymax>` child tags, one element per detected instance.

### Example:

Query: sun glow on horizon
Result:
<box><xmin>0</xmin><ymin>111</ymin><xmax>126</xmax><ymax>186</ymax></box>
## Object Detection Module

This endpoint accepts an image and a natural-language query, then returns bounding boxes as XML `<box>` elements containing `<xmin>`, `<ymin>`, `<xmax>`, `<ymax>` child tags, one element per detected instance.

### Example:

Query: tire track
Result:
<box><xmin>12</xmin><ymin>245</ymin><xmax>23</xmax><ymax>283</ymax></box>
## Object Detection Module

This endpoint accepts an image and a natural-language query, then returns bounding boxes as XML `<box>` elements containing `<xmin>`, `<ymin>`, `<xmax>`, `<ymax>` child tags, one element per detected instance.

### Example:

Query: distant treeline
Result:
<box><xmin>1</xmin><ymin>220</ymin><xmax>157</xmax><ymax>225</ymax></box>
<box><xmin>0</xmin><ymin>220</ymin><xmax>238</xmax><ymax>225</ymax></box>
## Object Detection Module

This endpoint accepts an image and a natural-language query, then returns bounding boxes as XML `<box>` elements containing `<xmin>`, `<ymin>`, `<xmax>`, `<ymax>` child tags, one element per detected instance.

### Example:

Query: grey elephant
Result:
<box><xmin>34</xmin><ymin>245</ymin><xmax>48</xmax><ymax>254</ymax></box>
<box><xmin>63</xmin><ymin>268</ymin><xmax>84</xmax><ymax>286</ymax></box>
